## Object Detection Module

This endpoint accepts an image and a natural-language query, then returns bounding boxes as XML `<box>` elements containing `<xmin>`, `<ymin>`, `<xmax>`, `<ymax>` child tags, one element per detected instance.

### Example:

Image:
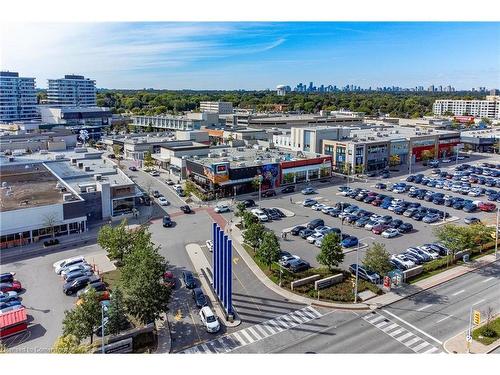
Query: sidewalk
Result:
<box><xmin>368</xmin><ymin>254</ymin><xmax>499</xmax><ymax>308</ymax></box>
<box><xmin>154</xmin><ymin>312</ymin><xmax>172</xmax><ymax>354</ymax></box>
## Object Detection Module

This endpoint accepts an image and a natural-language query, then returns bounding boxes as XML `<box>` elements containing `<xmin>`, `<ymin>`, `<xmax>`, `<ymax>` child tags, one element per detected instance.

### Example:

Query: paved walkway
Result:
<box><xmin>155</xmin><ymin>312</ymin><xmax>172</xmax><ymax>354</ymax></box>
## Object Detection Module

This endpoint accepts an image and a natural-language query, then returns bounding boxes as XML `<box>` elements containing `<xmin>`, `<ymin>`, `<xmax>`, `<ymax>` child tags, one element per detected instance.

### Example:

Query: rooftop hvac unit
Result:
<box><xmin>8</xmin><ymin>157</ymin><xmax>14</xmax><ymax>162</ymax></box>
<box><xmin>193</xmin><ymin>155</ymin><xmax>199</xmax><ymax>160</ymax></box>
<box><xmin>94</xmin><ymin>174</ymin><xmax>102</xmax><ymax>181</ymax></box>
<box><xmin>237</xmin><ymin>147</ymin><xmax>244</xmax><ymax>151</ymax></box>
<box><xmin>74</xmin><ymin>147</ymin><xmax>88</xmax><ymax>153</ymax></box>
<box><xmin>79</xmin><ymin>185</ymin><xmax>87</xmax><ymax>193</ymax></box>
<box><xmin>70</xmin><ymin>158</ymin><xmax>77</xmax><ymax>164</ymax></box>
<box><xmin>208</xmin><ymin>153</ymin><xmax>216</xmax><ymax>158</ymax></box>
<box><xmin>63</xmin><ymin>193</ymin><xmax>73</xmax><ymax>202</ymax></box>
<box><xmin>84</xmin><ymin>166</ymin><xmax>91</xmax><ymax>172</ymax></box>
<box><xmin>77</xmin><ymin>162</ymin><xmax>84</xmax><ymax>169</ymax></box>
<box><xmin>86</xmin><ymin>187</ymin><xmax>96</xmax><ymax>193</ymax></box>
<box><xmin>54</xmin><ymin>154</ymin><xmax>65</xmax><ymax>160</ymax></box>
<box><xmin>40</xmin><ymin>150</ymin><xmax>49</xmax><ymax>155</ymax></box>
<box><xmin>219</xmin><ymin>152</ymin><xmax>227</xmax><ymax>157</ymax></box>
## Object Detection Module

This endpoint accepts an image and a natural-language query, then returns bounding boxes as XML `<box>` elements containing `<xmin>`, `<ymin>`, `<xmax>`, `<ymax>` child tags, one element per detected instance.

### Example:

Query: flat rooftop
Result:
<box><xmin>0</xmin><ymin>163</ymin><xmax>77</xmax><ymax>212</ymax></box>
<box><xmin>193</xmin><ymin>146</ymin><xmax>325</xmax><ymax>169</ymax></box>
<box><xmin>461</xmin><ymin>128</ymin><xmax>500</xmax><ymax>139</ymax></box>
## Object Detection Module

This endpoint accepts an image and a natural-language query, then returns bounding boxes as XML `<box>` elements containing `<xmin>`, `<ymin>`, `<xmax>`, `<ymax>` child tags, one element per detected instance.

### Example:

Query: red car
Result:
<box><xmin>372</xmin><ymin>224</ymin><xmax>389</xmax><ymax>235</ymax></box>
<box><xmin>0</xmin><ymin>281</ymin><xmax>22</xmax><ymax>293</ymax></box>
<box><xmin>162</xmin><ymin>271</ymin><xmax>175</xmax><ymax>288</ymax></box>
<box><xmin>372</xmin><ymin>200</ymin><xmax>382</xmax><ymax>206</ymax></box>
<box><xmin>479</xmin><ymin>202</ymin><xmax>497</xmax><ymax>212</ymax></box>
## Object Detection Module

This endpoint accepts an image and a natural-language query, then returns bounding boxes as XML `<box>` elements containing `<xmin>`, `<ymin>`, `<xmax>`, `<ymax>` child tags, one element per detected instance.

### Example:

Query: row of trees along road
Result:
<box><xmin>54</xmin><ymin>221</ymin><xmax>171</xmax><ymax>353</ymax></box>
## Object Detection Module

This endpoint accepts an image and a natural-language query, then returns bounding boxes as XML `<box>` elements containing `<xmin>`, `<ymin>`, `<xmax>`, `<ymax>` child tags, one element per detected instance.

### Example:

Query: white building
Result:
<box><xmin>273</xmin><ymin>126</ymin><xmax>350</xmax><ymax>153</ymax></box>
<box><xmin>200</xmin><ymin>101</ymin><xmax>233</xmax><ymax>114</ymax></box>
<box><xmin>276</xmin><ymin>84</ymin><xmax>291</xmax><ymax>96</ymax></box>
<box><xmin>47</xmin><ymin>74</ymin><xmax>97</xmax><ymax>106</ymax></box>
<box><xmin>433</xmin><ymin>96</ymin><xmax>500</xmax><ymax>119</ymax></box>
<box><xmin>0</xmin><ymin>71</ymin><xmax>38</xmax><ymax>123</ymax></box>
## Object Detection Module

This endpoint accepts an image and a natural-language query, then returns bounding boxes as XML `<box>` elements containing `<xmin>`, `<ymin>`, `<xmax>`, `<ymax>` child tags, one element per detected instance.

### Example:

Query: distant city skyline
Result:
<box><xmin>1</xmin><ymin>22</ymin><xmax>499</xmax><ymax>90</ymax></box>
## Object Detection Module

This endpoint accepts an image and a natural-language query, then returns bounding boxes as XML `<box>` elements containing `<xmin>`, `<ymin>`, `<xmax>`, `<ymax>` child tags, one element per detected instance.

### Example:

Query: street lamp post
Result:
<box><xmin>354</xmin><ymin>236</ymin><xmax>374</xmax><ymax>304</ymax></box>
<box><xmin>495</xmin><ymin>207</ymin><xmax>499</xmax><ymax>259</ymax></box>
<box><xmin>101</xmin><ymin>304</ymin><xmax>105</xmax><ymax>354</ymax></box>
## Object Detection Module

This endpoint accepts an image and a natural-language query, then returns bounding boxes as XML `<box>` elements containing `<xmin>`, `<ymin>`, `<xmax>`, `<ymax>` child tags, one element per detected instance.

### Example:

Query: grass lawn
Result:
<box><xmin>473</xmin><ymin>316</ymin><xmax>500</xmax><ymax>346</ymax></box>
<box><xmin>101</xmin><ymin>267</ymin><xmax>122</xmax><ymax>291</ymax></box>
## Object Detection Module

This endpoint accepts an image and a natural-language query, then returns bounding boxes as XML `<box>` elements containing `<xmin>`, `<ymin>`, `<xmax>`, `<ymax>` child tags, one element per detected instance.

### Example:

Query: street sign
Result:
<box><xmin>473</xmin><ymin>310</ymin><xmax>481</xmax><ymax>325</ymax></box>
<box><xmin>466</xmin><ymin>335</ymin><xmax>472</xmax><ymax>343</ymax></box>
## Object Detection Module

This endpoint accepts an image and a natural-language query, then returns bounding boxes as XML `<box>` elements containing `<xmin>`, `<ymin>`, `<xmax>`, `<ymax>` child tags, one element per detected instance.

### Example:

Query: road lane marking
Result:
<box><xmin>424</xmin><ymin>347</ymin><xmax>440</xmax><ymax>353</ymax></box>
<box><xmin>289</xmin><ymin>313</ymin><xmax>305</xmax><ymax>324</ymax></box>
<box><xmin>452</xmin><ymin>289</ymin><xmax>465</xmax><ymax>296</ymax></box>
<box><xmin>436</xmin><ymin>315</ymin><xmax>453</xmax><ymax>323</ymax></box>
<box><xmin>396</xmin><ymin>332</ymin><xmax>413</xmax><ymax>342</ymax></box>
<box><xmin>389</xmin><ymin>328</ymin><xmax>404</xmax><ymax>337</ymax></box>
<box><xmin>382</xmin><ymin>309</ymin><xmax>443</xmax><ymax>345</ymax></box>
<box><xmin>232</xmin><ymin>332</ymin><xmax>245</xmax><ymax>345</ymax></box>
<box><xmin>414</xmin><ymin>342</ymin><xmax>431</xmax><ymax>352</ymax></box>
<box><xmin>366</xmin><ymin>314</ymin><xmax>385</xmax><ymax>324</ymax></box>
<box><xmin>382</xmin><ymin>323</ymin><xmax>399</xmax><ymax>333</ymax></box>
<box><xmin>404</xmin><ymin>337</ymin><xmax>421</xmax><ymax>347</ymax></box>
<box><xmin>474</xmin><ymin>298</ymin><xmax>486</xmax><ymax>305</ymax></box>
<box><xmin>482</xmin><ymin>277</ymin><xmax>494</xmax><ymax>283</ymax></box>
<box><xmin>417</xmin><ymin>304</ymin><xmax>433</xmax><ymax>311</ymax></box>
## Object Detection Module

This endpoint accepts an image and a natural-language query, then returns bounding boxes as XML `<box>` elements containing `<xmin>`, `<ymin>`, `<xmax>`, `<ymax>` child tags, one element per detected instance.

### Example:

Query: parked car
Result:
<box><xmin>301</xmin><ymin>187</ymin><xmax>316</xmax><ymax>195</ymax></box>
<box><xmin>398</xmin><ymin>222</ymin><xmax>414</xmax><ymax>233</ymax></box>
<box><xmin>165</xmin><ymin>178</ymin><xmax>175</xmax><ymax>185</ymax></box>
<box><xmin>0</xmin><ymin>300</ymin><xmax>22</xmax><ymax>310</ymax></box>
<box><xmin>0</xmin><ymin>280</ymin><xmax>22</xmax><ymax>293</ymax></box>
<box><xmin>0</xmin><ymin>272</ymin><xmax>15</xmax><ymax>284</ymax></box>
<box><xmin>307</xmin><ymin>219</ymin><xmax>324</xmax><ymax>230</ymax></box>
<box><xmin>291</xmin><ymin>225</ymin><xmax>306</xmax><ymax>236</ymax></box>
<box><xmin>390</xmin><ymin>255</ymin><xmax>415</xmax><ymax>270</ymax></box>
<box><xmin>262</xmin><ymin>189</ymin><xmax>276</xmax><ymax>198</ymax></box>
<box><xmin>61</xmin><ymin>263</ymin><xmax>93</xmax><ymax>278</ymax></box>
<box><xmin>348</xmin><ymin>264</ymin><xmax>380</xmax><ymax>284</ymax></box>
<box><xmin>182</xmin><ymin>271</ymin><xmax>196</xmax><ymax>289</ymax></box>
<box><xmin>289</xmin><ymin>259</ymin><xmax>310</xmax><ymax>273</ymax></box>
<box><xmin>306</xmin><ymin>232</ymin><xmax>324</xmax><ymax>244</ymax></box>
<box><xmin>464</xmin><ymin>217</ymin><xmax>481</xmax><ymax>225</ymax></box>
<box><xmin>158</xmin><ymin>197</ymin><xmax>169</xmax><ymax>206</ymax></box>
<box><xmin>281</xmin><ymin>186</ymin><xmax>295</xmax><ymax>194</ymax></box>
<box><xmin>199</xmin><ymin>306</ymin><xmax>220</xmax><ymax>333</ymax></box>
<box><xmin>242</xmin><ymin>199</ymin><xmax>255</xmax><ymax>208</ymax></box>
<box><xmin>64</xmin><ymin>269</ymin><xmax>94</xmax><ymax>283</ymax></box>
<box><xmin>63</xmin><ymin>275</ymin><xmax>100</xmax><ymax>295</ymax></box>
<box><xmin>299</xmin><ymin>228</ymin><xmax>314</xmax><ymax>239</ymax></box>
<box><xmin>76</xmin><ymin>281</ymin><xmax>107</xmax><ymax>298</ymax></box>
<box><xmin>341</xmin><ymin>236</ymin><xmax>359</xmax><ymax>248</ymax></box>
<box><xmin>192</xmin><ymin>288</ymin><xmax>208</xmax><ymax>308</ymax></box>
<box><xmin>302</xmin><ymin>198</ymin><xmax>317</xmax><ymax>207</ymax></box>
<box><xmin>478</xmin><ymin>202</ymin><xmax>497</xmax><ymax>212</ymax></box>
<box><xmin>423</xmin><ymin>213</ymin><xmax>440</xmax><ymax>223</ymax></box>
<box><xmin>163</xmin><ymin>215</ymin><xmax>173</xmax><ymax>227</ymax></box>
<box><xmin>149</xmin><ymin>171</ymin><xmax>160</xmax><ymax>177</ymax></box>
<box><xmin>180</xmin><ymin>205</ymin><xmax>193</xmax><ymax>214</ymax></box>
<box><xmin>54</xmin><ymin>256</ymin><xmax>86</xmax><ymax>275</ymax></box>
<box><xmin>0</xmin><ymin>291</ymin><xmax>18</xmax><ymax>303</ymax></box>
<box><xmin>162</xmin><ymin>271</ymin><xmax>176</xmax><ymax>288</ymax></box>
<box><xmin>279</xmin><ymin>255</ymin><xmax>301</xmax><ymax>268</ymax></box>
<box><xmin>251</xmin><ymin>208</ymin><xmax>269</xmax><ymax>222</ymax></box>
<box><xmin>214</xmin><ymin>204</ymin><xmax>230</xmax><ymax>213</ymax></box>
<box><xmin>382</xmin><ymin>228</ymin><xmax>400</xmax><ymax>238</ymax></box>
<box><xmin>375</xmin><ymin>183</ymin><xmax>387</xmax><ymax>190</ymax></box>
<box><xmin>372</xmin><ymin>224</ymin><xmax>389</xmax><ymax>235</ymax></box>
<box><xmin>128</xmin><ymin>166</ymin><xmax>137</xmax><ymax>171</ymax></box>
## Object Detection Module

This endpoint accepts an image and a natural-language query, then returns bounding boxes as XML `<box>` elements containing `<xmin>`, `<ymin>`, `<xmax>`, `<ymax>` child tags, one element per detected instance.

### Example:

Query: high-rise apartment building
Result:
<box><xmin>47</xmin><ymin>74</ymin><xmax>96</xmax><ymax>106</ymax></box>
<box><xmin>433</xmin><ymin>96</ymin><xmax>500</xmax><ymax>119</ymax></box>
<box><xmin>0</xmin><ymin>71</ymin><xmax>38</xmax><ymax>123</ymax></box>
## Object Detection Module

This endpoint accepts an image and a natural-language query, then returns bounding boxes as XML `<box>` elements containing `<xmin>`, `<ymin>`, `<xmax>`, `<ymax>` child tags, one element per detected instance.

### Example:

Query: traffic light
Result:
<box><xmin>473</xmin><ymin>310</ymin><xmax>481</xmax><ymax>326</ymax></box>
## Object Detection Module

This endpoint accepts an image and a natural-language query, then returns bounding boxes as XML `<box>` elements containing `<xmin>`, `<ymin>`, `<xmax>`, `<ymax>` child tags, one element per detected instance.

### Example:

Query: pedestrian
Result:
<box><xmin>341</xmin><ymin>216</ymin><xmax>345</xmax><ymax>225</ymax></box>
<box><xmin>284</xmin><ymin>232</ymin><xmax>287</xmax><ymax>240</ymax></box>
<box><xmin>289</xmin><ymin>197</ymin><xmax>292</xmax><ymax>204</ymax></box>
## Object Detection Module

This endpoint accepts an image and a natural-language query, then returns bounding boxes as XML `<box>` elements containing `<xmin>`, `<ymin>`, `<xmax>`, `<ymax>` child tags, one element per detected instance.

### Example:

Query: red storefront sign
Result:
<box><xmin>411</xmin><ymin>145</ymin><xmax>435</xmax><ymax>161</ymax></box>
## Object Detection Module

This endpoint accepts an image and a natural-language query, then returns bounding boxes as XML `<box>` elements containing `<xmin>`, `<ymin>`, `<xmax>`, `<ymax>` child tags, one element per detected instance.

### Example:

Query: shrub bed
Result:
<box><xmin>472</xmin><ymin>316</ymin><xmax>500</xmax><ymax>346</ymax></box>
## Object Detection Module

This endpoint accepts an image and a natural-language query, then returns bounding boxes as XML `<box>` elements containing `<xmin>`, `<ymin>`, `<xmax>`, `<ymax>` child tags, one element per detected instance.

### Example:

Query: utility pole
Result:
<box><xmin>101</xmin><ymin>304</ymin><xmax>105</xmax><ymax>354</ymax></box>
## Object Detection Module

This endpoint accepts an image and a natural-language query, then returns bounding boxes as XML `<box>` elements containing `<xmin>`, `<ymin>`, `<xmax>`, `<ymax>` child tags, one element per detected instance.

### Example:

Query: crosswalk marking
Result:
<box><xmin>232</xmin><ymin>332</ymin><xmax>245</xmax><ymax>345</ymax></box>
<box><xmin>241</xmin><ymin>329</ymin><xmax>255</xmax><ymax>344</ymax></box>
<box><xmin>413</xmin><ymin>342</ymin><xmax>430</xmax><ymax>352</ymax></box>
<box><xmin>362</xmin><ymin>311</ymin><xmax>442</xmax><ymax>354</ymax></box>
<box><xmin>180</xmin><ymin>305</ymin><xmax>323</xmax><ymax>354</ymax></box>
<box><xmin>247</xmin><ymin>327</ymin><xmax>262</xmax><ymax>340</ymax></box>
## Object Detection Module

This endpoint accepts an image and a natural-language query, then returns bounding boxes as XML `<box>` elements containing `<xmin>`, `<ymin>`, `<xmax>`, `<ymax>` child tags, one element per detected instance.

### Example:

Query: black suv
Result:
<box><xmin>182</xmin><ymin>271</ymin><xmax>196</xmax><ymax>289</ymax></box>
<box><xmin>180</xmin><ymin>205</ymin><xmax>192</xmax><ymax>214</ymax></box>
<box><xmin>262</xmin><ymin>189</ymin><xmax>277</xmax><ymax>198</ymax></box>
<box><xmin>307</xmin><ymin>219</ymin><xmax>324</xmax><ymax>230</ymax></box>
<box><xmin>63</xmin><ymin>275</ymin><xmax>100</xmax><ymax>295</ymax></box>
<box><xmin>281</xmin><ymin>186</ymin><xmax>295</xmax><ymax>194</ymax></box>
<box><xmin>192</xmin><ymin>288</ymin><xmax>208</xmax><ymax>308</ymax></box>
<box><xmin>163</xmin><ymin>215</ymin><xmax>173</xmax><ymax>227</ymax></box>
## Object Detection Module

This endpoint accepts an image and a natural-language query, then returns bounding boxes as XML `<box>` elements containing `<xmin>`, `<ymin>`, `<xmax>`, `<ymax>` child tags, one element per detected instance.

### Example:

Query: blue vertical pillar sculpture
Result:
<box><xmin>226</xmin><ymin>238</ymin><xmax>233</xmax><ymax>314</ymax></box>
<box><xmin>217</xmin><ymin>228</ymin><xmax>224</xmax><ymax>297</ymax></box>
<box><xmin>221</xmin><ymin>235</ymin><xmax>228</xmax><ymax>307</ymax></box>
<box><xmin>213</xmin><ymin>224</ymin><xmax>219</xmax><ymax>291</ymax></box>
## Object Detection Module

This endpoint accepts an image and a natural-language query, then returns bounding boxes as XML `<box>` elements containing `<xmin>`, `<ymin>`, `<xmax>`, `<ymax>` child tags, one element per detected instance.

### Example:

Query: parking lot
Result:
<box><xmin>1</xmin><ymin>244</ymin><xmax>110</xmax><ymax>352</ymax></box>
<box><xmin>219</xmin><ymin>158</ymin><xmax>500</xmax><ymax>270</ymax></box>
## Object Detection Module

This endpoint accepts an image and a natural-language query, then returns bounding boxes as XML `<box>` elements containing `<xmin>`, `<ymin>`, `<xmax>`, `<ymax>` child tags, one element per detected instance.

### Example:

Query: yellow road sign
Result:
<box><xmin>473</xmin><ymin>310</ymin><xmax>481</xmax><ymax>325</ymax></box>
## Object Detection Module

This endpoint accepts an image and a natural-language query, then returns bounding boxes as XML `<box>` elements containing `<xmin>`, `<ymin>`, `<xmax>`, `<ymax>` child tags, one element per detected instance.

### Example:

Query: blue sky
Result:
<box><xmin>1</xmin><ymin>22</ymin><xmax>499</xmax><ymax>90</ymax></box>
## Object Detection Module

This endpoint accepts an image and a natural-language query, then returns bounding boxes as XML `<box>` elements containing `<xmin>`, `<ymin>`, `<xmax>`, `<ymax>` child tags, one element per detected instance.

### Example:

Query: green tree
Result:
<box><xmin>143</xmin><ymin>151</ymin><xmax>155</xmax><ymax>169</ymax></box>
<box><xmin>241</xmin><ymin>210</ymin><xmax>258</xmax><ymax>229</ymax></box>
<box><xmin>97</xmin><ymin>220</ymin><xmax>131</xmax><ymax>263</ymax></box>
<box><xmin>112</xmin><ymin>144</ymin><xmax>121</xmax><ymax>158</ymax></box>
<box><xmin>256</xmin><ymin>232</ymin><xmax>281</xmax><ymax>270</ymax></box>
<box><xmin>52</xmin><ymin>335</ymin><xmax>94</xmax><ymax>354</ymax></box>
<box><xmin>421</xmin><ymin>149</ymin><xmax>434</xmax><ymax>162</ymax></box>
<box><xmin>235</xmin><ymin>202</ymin><xmax>247</xmax><ymax>217</ymax></box>
<box><xmin>106</xmin><ymin>287</ymin><xmax>129</xmax><ymax>336</ymax></box>
<box><xmin>243</xmin><ymin>222</ymin><xmax>266</xmax><ymax>249</ymax></box>
<box><xmin>316</xmin><ymin>233</ymin><xmax>344</xmax><ymax>271</ymax></box>
<box><xmin>389</xmin><ymin>154</ymin><xmax>401</xmax><ymax>167</ymax></box>
<box><xmin>362</xmin><ymin>243</ymin><xmax>392</xmax><ymax>277</ymax></box>
<box><xmin>121</xmin><ymin>242</ymin><xmax>171</xmax><ymax>324</ymax></box>
<box><xmin>62</xmin><ymin>289</ymin><xmax>101</xmax><ymax>344</ymax></box>
<box><xmin>433</xmin><ymin>224</ymin><xmax>477</xmax><ymax>262</ymax></box>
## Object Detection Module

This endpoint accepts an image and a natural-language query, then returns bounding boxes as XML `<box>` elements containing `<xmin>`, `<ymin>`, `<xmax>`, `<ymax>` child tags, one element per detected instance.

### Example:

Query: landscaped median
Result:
<box><xmin>241</xmin><ymin>241</ymin><xmax>383</xmax><ymax>304</ymax></box>
<box><xmin>444</xmin><ymin>314</ymin><xmax>500</xmax><ymax>354</ymax></box>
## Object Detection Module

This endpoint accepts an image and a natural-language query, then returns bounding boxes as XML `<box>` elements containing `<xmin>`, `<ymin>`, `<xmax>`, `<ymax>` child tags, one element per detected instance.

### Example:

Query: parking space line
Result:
<box><xmin>417</xmin><ymin>304</ymin><xmax>433</xmax><ymax>311</ymax></box>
